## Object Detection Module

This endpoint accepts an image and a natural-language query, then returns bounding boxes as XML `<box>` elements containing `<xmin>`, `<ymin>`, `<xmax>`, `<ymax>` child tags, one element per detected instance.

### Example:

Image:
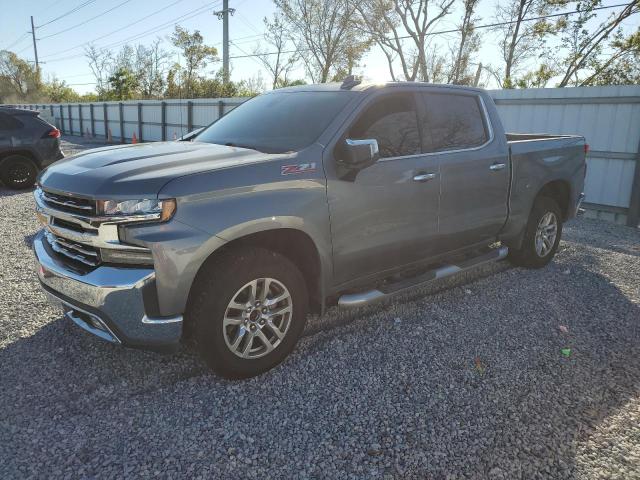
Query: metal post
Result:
<box><xmin>59</xmin><ymin>105</ymin><xmax>65</xmax><ymax>134</ymax></box>
<box><xmin>187</xmin><ymin>101</ymin><xmax>193</xmax><ymax>132</ymax></box>
<box><xmin>67</xmin><ymin>104</ymin><xmax>73</xmax><ymax>135</ymax></box>
<box><xmin>218</xmin><ymin>100</ymin><xmax>224</xmax><ymax>119</ymax></box>
<box><xmin>78</xmin><ymin>104</ymin><xmax>83</xmax><ymax>137</ymax></box>
<box><xmin>49</xmin><ymin>105</ymin><xmax>53</xmax><ymax>117</ymax></box>
<box><xmin>627</xmin><ymin>147</ymin><xmax>640</xmax><ymax>228</ymax></box>
<box><xmin>103</xmin><ymin>103</ymin><xmax>108</xmax><ymax>139</ymax></box>
<box><xmin>161</xmin><ymin>101</ymin><xmax>167</xmax><ymax>141</ymax></box>
<box><xmin>119</xmin><ymin>102</ymin><xmax>125</xmax><ymax>143</ymax></box>
<box><xmin>137</xmin><ymin>102</ymin><xmax>143</xmax><ymax>143</ymax></box>
<box><xmin>30</xmin><ymin>16</ymin><xmax>39</xmax><ymax>76</ymax></box>
<box><xmin>215</xmin><ymin>0</ymin><xmax>234</xmax><ymax>85</ymax></box>
<box><xmin>90</xmin><ymin>103</ymin><xmax>95</xmax><ymax>137</ymax></box>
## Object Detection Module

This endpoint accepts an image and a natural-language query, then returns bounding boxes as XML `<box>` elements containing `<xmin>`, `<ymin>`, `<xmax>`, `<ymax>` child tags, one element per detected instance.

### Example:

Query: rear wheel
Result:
<box><xmin>1</xmin><ymin>155</ymin><xmax>37</xmax><ymax>189</ymax></box>
<box><xmin>508</xmin><ymin>196</ymin><xmax>563</xmax><ymax>268</ymax></box>
<box><xmin>187</xmin><ymin>247</ymin><xmax>308</xmax><ymax>378</ymax></box>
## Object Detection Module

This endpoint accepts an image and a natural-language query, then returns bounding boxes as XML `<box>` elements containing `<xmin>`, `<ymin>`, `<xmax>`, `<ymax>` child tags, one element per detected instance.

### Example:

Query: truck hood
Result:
<box><xmin>38</xmin><ymin>141</ymin><xmax>276</xmax><ymax>199</ymax></box>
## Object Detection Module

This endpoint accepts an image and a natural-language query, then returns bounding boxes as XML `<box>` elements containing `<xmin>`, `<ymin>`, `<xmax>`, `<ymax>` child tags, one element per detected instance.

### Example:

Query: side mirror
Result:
<box><xmin>342</xmin><ymin>138</ymin><xmax>379</xmax><ymax>169</ymax></box>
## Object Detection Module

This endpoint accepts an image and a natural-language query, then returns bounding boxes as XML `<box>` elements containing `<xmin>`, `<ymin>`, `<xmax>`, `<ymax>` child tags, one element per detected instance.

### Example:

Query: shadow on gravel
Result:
<box><xmin>0</xmin><ymin>186</ymin><xmax>33</xmax><ymax>198</ymax></box>
<box><xmin>1</xmin><ymin>245</ymin><xmax>639</xmax><ymax>478</ymax></box>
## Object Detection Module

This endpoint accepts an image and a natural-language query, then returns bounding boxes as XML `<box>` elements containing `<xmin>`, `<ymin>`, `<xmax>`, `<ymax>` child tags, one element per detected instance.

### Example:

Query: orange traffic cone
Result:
<box><xmin>132</xmin><ymin>132</ymin><xmax>138</xmax><ymax>144</ymax></box>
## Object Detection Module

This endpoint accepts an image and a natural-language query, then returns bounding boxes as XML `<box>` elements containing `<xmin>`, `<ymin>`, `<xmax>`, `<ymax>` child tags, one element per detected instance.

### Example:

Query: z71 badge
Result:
<box><xmin>281</xmin><ymin>163</ymin><xmax>317</xmax><ymax>176</ymax></box>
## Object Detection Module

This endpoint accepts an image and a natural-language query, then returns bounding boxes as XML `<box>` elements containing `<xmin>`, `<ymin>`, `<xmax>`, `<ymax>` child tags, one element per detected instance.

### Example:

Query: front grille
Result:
<box><xmin>44</xmin><ymin>230</ymin><xmax>101</xmax><ymax>267</ymax></box>
<box><xmin>42</xmin><ymin>190</ymin><xmax>96</xmax><ymax>216</ymax></box>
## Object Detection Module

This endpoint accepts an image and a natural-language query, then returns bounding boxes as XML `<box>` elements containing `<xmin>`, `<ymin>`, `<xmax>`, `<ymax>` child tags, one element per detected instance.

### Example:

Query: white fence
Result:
<box><xmin>490</xmin><ymin>85</ymin><xmax>640</xmax><ymax>227</ymax></box>
<box><xmin>9</xmin><ymin>85</ymin><xmax>640</xmax><ymax>227</ymax></box>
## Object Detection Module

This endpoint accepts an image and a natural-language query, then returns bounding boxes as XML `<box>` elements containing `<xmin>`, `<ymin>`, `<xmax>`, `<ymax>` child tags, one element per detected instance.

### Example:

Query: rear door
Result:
<box><xmin>418</xmin><ymin>91</ymin><xmax>509</xmax><ymax>252</ymax></box>
<box><xmin>326</xmin><ymin>91</ymin><xmax>441</xmax><ymax>286</ymax></box>
<box><xmin>0</xmin><ymin>112</ymin><xmax>22</xmax><ymax>152</ymax></box>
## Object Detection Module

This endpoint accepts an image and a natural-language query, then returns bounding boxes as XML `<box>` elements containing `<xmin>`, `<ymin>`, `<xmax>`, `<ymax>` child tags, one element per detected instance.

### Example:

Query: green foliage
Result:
<box><xmin>42</xmin><ymin>78</ymin><xmax>82</xmax><ymax>103</ymax></box>
<box><xmin>0</xmin><ymin>50</ymin><xmax>43</xmax><ymax>103</ymax></box>
<box><xmin>106</xmin><ymin>67</ymin><xmax>139</xmax><ymax>100</ymax></box>
<box><xmin>515</xmin><ymin>64</ymin><xmax>557</xmax><ymax>88</ymax></box>
<box><xmin>170</xmin><ymin>26</ymin><xmax>218</xmax><ymax>96</ymax></box>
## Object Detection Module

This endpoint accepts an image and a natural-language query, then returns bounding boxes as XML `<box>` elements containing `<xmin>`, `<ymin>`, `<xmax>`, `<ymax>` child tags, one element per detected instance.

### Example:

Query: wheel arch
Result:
<box><xmin>188</xmin><ymin>226</ymin><xmax>326</xmax><ymax>319</ymax></box>
<box><xmin>536</xmin><ymin>179</ymin><xmax>571</xmax><ymax>220</ymax></box>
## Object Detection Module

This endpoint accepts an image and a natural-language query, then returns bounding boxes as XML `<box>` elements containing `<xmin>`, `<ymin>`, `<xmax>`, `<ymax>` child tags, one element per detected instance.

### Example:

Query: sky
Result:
<box><xmin>0</xmin><ymin>0</ymin><xmax>638</xmax><ymax>94</ymax></box>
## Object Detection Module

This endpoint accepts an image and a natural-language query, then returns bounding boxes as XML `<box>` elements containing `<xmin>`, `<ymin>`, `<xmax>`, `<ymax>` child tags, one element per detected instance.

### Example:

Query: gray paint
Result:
<box><xmin>32</xmin><ymin>83</ymin><xmax>586</xmax><ymax>348</ymax></box>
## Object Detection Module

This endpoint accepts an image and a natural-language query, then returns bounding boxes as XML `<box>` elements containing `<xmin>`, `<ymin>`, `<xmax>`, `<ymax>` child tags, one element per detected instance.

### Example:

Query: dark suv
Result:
<box><xmin>0</xmin><ymin>107</ymin><xmax>64</xmax><ymax>189</ymax></box>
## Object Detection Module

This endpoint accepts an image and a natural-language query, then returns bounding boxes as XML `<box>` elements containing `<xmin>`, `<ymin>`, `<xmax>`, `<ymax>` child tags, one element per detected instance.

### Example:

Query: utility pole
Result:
<box><xmin>30</xmin><ymin>16</ymin><xmax>40</xmax><ymax>77</ymax></box>
<box><xmin>214</xmin><ymin>0</ymin><xmax>235</xmax><ymax>84</ymax></box>
<box><xmin>473</xmin><ymin>62</ymin><xmax>482</xmax><ymax>87</ymax></box>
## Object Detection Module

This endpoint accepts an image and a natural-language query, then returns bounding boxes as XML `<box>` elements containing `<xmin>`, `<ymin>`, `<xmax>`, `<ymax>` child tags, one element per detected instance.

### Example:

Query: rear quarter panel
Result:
<box><xmin>500</xmin><ymin>137</ymin><xmax>586</xmax><ymax>244</ymax></box>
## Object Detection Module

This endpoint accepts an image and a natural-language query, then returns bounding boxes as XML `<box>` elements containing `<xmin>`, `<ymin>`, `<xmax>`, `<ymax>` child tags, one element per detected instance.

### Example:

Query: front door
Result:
<box><xmin>326</xmin><ymin>92</ymin><xmax>441</xmax><ymax>286</ymax></box>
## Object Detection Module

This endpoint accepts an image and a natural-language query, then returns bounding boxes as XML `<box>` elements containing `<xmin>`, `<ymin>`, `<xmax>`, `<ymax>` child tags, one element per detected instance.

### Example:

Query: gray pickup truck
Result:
<box><xmin>33</xmin><ymin>80</ymin><xmax>586</xmax><ymax>378</ymax></box>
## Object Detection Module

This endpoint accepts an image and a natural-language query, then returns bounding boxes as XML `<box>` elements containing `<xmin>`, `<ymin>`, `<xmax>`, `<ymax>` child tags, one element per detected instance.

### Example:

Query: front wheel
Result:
<box><xmin>508</xmin><ymin>196</ymin><xmax>563</xmax><ymax>269</ymax></box>
<box><xmin>187</xmin><ymin>247</ymin><xmax>308</xmax><ymax>378</ymax></box>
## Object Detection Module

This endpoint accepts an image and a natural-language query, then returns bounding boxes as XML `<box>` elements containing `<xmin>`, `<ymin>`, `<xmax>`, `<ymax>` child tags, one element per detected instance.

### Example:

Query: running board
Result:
<box><xmin>338</xmin><ymin>246</ymin><xmax>509</xmax><ymax>308</ymax></box>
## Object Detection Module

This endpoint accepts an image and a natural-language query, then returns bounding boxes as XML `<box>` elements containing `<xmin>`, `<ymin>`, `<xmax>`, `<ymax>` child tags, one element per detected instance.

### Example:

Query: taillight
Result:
<box><xmin>584</xmin><ymin>143</ymin><xmax>589</xmax><ymax>154</ymax></box>
<box><xmin>46</xmin><ymin>128</ymin><xmax>61</xmax><ymax>139</ymax></box>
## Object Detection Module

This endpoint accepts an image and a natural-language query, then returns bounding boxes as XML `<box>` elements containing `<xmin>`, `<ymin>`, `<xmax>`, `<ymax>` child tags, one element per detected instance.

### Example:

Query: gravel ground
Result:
<box><xmin>1</xmin><ymin>137</ymin><xmax>639</xmax><ymax>479</ymax></box>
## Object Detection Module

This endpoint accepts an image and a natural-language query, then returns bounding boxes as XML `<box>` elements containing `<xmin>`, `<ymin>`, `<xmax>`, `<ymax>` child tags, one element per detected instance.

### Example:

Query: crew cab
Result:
<box><xmin>33</xmin><ymin>80</ymin><xmax>586</xmax><ymax>378</ymax></box>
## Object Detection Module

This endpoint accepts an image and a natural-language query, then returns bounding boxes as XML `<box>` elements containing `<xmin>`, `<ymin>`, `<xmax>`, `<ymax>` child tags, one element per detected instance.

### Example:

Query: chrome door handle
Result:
<box><xmin>413</xmin><ymin>173</ymin><xmax>437</xmax><ymax>182</ymax></box>
<box><xmin>489</xmin><ymin>163</ymin><xmax>506</xmax><ymax>171</ymax></box>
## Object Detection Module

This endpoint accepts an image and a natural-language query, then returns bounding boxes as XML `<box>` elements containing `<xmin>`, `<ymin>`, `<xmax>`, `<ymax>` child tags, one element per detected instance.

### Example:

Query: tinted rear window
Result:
<box><xmin>419</xmin><ymin>93</ymin><xmax>488</xmax><ymax>152</ymax></box>
<box><xmin>196</xmin><ymin>91</ymin><xmax>355</xmax><ymax>153</ymax></box>
<box><xmin>0</xmin><ymin>112</ymin><xmax>23</xmax><ymax>130</ymax></box>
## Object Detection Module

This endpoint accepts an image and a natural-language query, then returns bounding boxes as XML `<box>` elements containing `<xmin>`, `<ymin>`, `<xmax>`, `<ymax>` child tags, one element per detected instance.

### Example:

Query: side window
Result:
<box><xmin>0</xmin><ymin>112</ymin><xmax>23</xmax><ymax>131</ymax></box>
<box><xmin>348</xmin><ymin>93</ymin><xmax>420</xmax><ymax>158</ymax></box>
<box><xmin>420</xmin><ymin>93</ymin><xmax>488</xmax><ymax>152</ymax></box>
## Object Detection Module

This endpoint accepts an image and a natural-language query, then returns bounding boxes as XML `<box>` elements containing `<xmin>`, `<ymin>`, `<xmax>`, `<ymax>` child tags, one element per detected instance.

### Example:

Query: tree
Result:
<box><xmin>254</xmin><ymin>13</ymin><xmax>300</xmax><ymax>89</ymax></box>
<box><xmin>106</xmin><ymin>67</ymin><xmax>139</xmax><ymax>100</ymax></box>
<box><xmin>491</xmin><ymin>0</ymin><xmax>564</xmax><ymax>88</ymax></box>
<box><xmin>515</xmin><ymin>63</ymin><xmax>556</xmax><ymax>87</ymax></box>
<box><xmin>448</xmin><ymin>0</ymin><xmax>482</xmax><ymax>84</ymax></box>
<box><xmin>170</xmin><ymin>26</ymin><xmax>218</xmax><ymax>96</ymax></box>
<box><xmin>276</xmin><ymin>0</ymin><xmax>370</xmax><ymax>83</ymax></box>
<box><xmin>42</xmin><ymin>77</ymin><xmax>81</xmax><ymax>103</ymax></box>
<box><xmin>136</xmin><ymin>40</ymin><xmax>171</xmax><ymax>98</ymax></box>
<box><xmin>557</xmin><ymin>0</ymin><xmax>639</xmax><ymax>87</ymax></box>
<box><xmin>576</xmin><ymin>29</ymin><xmax>640</xmax><ymax>86</ymax></box>
<box><xmin>0</xmin><ymin>50</ymin><xmax>42</xmax><ymax>103</ymax></box>
<box><xmin>355</xmin><ymin>0</ymin><xmax>455</xmax><ymax>82</ymax></box>
<box><xmin>85</xmin><ymin>44</ymin><xmax>113</xmax><ymax>98</ymax></box>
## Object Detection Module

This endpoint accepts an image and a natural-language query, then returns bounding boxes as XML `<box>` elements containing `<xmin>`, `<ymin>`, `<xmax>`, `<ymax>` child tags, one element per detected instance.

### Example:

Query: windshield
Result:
<box><xmin>195</xmin><ymin>91</ymin><xmax>355</xmax><ymax>153</ymax></box>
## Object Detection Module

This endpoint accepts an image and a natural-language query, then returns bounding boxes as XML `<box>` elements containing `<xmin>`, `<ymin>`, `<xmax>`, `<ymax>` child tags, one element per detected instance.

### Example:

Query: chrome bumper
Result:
<box><xmin>34</xmin><ymin>230</ymin><xmax>182</xmax><ymax>349</ymax></box>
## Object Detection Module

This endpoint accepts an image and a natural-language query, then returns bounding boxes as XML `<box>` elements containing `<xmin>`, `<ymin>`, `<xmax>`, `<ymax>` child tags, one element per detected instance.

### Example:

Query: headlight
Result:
<box><xmin>97</xmin><ymin>198</ymin><xmax>176</xmax><ymax>222</ymax></box>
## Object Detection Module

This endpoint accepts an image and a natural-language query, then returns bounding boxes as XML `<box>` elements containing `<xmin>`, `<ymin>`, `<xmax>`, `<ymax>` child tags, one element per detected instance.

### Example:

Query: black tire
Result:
<box><xmin>187</xmin><ymin>247</ymin><xmax>308</xmax><ymax>379</ymax></box>
<box><xmin>508</xmin><ymin>196</ymin><xmax>563</xmax><ymax>269</ymax></box>
<box><xmin>1</xmin><ymin>155</ymin><xmax>37</xmax><ymax>189</ymax></box>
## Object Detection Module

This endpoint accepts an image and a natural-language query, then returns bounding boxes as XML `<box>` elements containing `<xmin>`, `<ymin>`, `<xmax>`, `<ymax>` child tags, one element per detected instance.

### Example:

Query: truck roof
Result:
<box><xmin>272</xmin><ymin>81</ymin><xmax>486</xmax><ymax>95</ymax></box>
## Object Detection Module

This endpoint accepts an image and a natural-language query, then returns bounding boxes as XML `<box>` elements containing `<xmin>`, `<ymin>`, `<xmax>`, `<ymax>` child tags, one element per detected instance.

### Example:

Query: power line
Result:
<box><xmin>39</xmin><ymin>0</ymin><xmax>134</xmax><ymax>40</ymax></box>
<box><xmin>37</xmin><ymin>0</ymin><xmax>99</xmax><ymax>29</ymax></box>
<box><xmin>1</xmin><ymin>33</ymin><xmax>30</xmax><ymax>51</ymax></box>
<box><xmin>39</xmin><ymin>0</ymin><xmax>191</xmax><ymax>59</ymax></box>
<box><xmin>227</xmin><ymin>2</ymin><xmax>636</xmax><ymax>60</ymax></box>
